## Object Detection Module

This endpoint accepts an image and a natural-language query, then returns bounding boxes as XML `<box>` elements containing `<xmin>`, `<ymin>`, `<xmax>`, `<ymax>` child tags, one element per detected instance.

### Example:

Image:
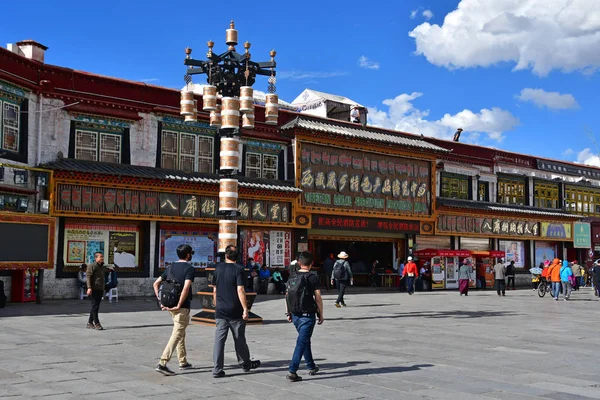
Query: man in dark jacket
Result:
<box><xmin>86</xmin><ymin>252</ymin><xmax>106</xmax><ymax>330</ymax></box>
<box><xmin>322</xmin><ymin>253</ymin><xmax>335</xmax><ymax>290</ymax></box>
<box><xmin>330</xmin><ymin>251</ymin><xmax>353</xmax><ymax>307</ymax></box>
<box><xmin>506</xmin><ymin>261</ymin><xmax>516</xmax><ymax>290</ymax></box>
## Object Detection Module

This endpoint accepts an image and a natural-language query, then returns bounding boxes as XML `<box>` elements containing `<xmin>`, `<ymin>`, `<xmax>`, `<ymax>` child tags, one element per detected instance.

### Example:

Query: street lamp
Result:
<box><xmin>181</xmin><ymin>20</ymin><xmax>278</xmax><ymax>257</ymax></box>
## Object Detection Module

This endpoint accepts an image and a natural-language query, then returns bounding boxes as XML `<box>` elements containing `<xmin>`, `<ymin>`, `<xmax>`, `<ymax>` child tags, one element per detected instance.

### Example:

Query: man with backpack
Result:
<box><xmin>285</xmin><ymin>251</ymin><xmax>323</xmax><ymax>382</ymax></box>
<box><xmin>212</xmin><ymin>245</ymin><xmax>260</xmax><ymax>378</ymax></box>
<box><xmin>330</xmin><ymin>251</ymin><xmax>353</xmax><ymax>308</ymax></box>
<box><xmin>153</xmin><ymin>244</ymin><xmax>195</xmax><ymax>375</ymax></box>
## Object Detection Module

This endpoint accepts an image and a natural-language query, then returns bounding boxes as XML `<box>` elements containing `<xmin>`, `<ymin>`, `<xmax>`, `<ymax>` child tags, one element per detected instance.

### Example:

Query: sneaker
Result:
<box><xmin>213</xmin><ymin>371</ymin><xmax>226</xmax><ymax>378</ymax></box>
<box><xmin>341</xmin><ymin>303</ymin><xmax>347</xmax><ymax>307</ymax></box>
<box><xmin>94</xmin><ymin>323</ymin><xmax>104</xmax><ymax>330</ymax></box>
<box><xmin>286</xmin><ymin>372</ymin><xmax>302</xmax><ymax>382</ymax></box>
<box><xmin>179</xmin><ymin>362</ymin><xmax>193</xmax><ymax>370</ymax></box>
<box><xmin>308</xmin><ymin>366</ymin><xmax>320</xmax><ymax>376</ymax></box>
<box><xmin>334</xmin><ymin>303</ymin><xmax>341</xmax><ymax>308</ymax></box>
<box><xmin>555</xmin><ymin>297</ymin><xmax>559</xmax><ymax>301</ymax></box>
<box><xmin>86</xmin><ymin>323</ymin><xmax>94</xmax><ymax>329</ymax></box>
<box><xmin>155</xmin><ymin>364</ymin><xmax>175</xmax><ymax>376</ymax></box>
<box><xmin>243</xmin><ymin>360</ymin><xmax>261</xmax><ymax>372</ymax></box>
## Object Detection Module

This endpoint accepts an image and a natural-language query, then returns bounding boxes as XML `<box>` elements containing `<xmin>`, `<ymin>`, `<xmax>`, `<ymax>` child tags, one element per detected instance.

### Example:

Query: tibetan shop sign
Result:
<box><xmin>437</xmin><ymin>214</ymin><xmax>540</xmax><ymax>238</ymax></box>
<box><xmin>540</xmin><ymin>222</ymin><xmax>572</xmax><ymax>240</ymax></box>
<box><xmin>574</xmin><ymin>222</ymin><xmax>591</xmax><ymax>248</ymax></box>
<box><xmin>300</xmin><ymin>143</ymin><xmax>431</xmax><ymax>216</ymax></box>
<box><xmin>312</xmin><ymin>214</ymin><xmax>420</xmax><ymax>233</ymax></box>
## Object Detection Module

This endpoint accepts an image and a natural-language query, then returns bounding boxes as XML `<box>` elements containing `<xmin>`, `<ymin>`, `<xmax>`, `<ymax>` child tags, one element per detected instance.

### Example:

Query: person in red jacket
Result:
<box><xmin>402</xmin><ymin>256</ymin><xmax>419</xmax><ymax>295</ymax></box>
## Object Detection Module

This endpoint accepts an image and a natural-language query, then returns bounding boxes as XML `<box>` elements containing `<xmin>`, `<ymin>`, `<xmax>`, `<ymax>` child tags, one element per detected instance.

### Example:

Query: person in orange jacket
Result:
<box><xmin>547</xmin><ymin>258</ymin><xmax>562</xmax><ymax>300</ymax></box>
<box><xmin>402</xmin><ymin>256</ymin><xmax>419</xmax><ymax>295</ymax></box>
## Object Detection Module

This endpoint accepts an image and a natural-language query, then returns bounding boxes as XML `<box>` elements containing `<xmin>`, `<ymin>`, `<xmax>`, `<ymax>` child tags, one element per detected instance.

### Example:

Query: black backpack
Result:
<box><xmin>286</xmin><ymin>272</ymin><xmax>311</xmax><ymax>314</ymax></box>
<box><xmin>333</xmin><ymin>260</ymin><xmax>348</xmax><ymax>280</ymax></box>
<box><xmin>160</xmin><ymin>266</ymin><xmax>183</xmax><ymax>308</ymax></box>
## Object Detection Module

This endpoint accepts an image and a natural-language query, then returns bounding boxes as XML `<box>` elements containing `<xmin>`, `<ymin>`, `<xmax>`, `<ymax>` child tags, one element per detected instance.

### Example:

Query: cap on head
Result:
<box><xmin>337</xmin><ymin>251</ymin><xmax>349</xmax><ymax>259</ymax></box>
<box><xmin>407</xmin><ymin>256</ymin><xmax>413</xmax><ymax>261</ymax></box>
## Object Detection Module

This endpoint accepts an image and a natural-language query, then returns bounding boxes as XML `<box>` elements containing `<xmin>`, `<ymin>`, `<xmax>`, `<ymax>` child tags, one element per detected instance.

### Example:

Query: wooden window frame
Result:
<box><xmin>534</xmin><ymin>182</ymin><xmax>559</xmax><ymax>209</ymax></box>
<box><xmin>74</xmin><ymin>129</ymin><xmax>122</xmax><ymax>163</ymax></box>
<box><xmin>160</xmin><ymin>129</ymin><xmax>214</xmax><ymax>173</ymax></box>
<box><xmin>441</xmin><ymin>173</ymin><xmax>471</xmax><ymax>200</ymax></box>
<box><xmin>1</xmin><ymin>100</ymin><xmax>20</xmax><ymax>153</ymax></box>
<box><xmin>497</xmin><ymin>177</ymin><xmax>526</xmax><ymax>205</ymax></box>
<box><xmin>565</xmin><ymin>186</ymin><xmax>600</xmax><ymax>216</ymax></box>
<box><xmin>245</xmin><ymin>152</ymin><xmax>278</xmax><ymax>180</ymax></box>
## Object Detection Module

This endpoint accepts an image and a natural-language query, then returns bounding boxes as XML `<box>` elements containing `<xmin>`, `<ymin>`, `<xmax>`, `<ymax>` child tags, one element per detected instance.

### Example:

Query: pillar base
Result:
<box><xmin>191</xmin><ymin>291</ymin><xmax>262</xmax><ymax>326</ymax></box>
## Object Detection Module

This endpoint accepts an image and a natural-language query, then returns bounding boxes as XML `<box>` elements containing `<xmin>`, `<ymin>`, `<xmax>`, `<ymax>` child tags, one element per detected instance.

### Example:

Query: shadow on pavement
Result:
<box><xmin>0</xmin><ymin>298</ymin><xmax>163</xmax><ymax>318</ymax></box>
<box><xmin>326</xmin><ymin>310</ymin><xmax>519</xmax><ymax>322</ymax></box>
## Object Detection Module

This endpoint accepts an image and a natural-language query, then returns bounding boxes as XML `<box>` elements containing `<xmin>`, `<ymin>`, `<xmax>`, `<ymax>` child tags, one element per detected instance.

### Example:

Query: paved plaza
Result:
<box><xmin>2</xmin><ymin>287</ymin><xmax>600</xmax><ymax>399</ymax></box>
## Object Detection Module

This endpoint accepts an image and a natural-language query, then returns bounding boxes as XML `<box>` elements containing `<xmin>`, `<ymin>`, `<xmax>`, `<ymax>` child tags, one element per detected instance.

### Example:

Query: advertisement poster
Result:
<box><xmin>534</xmin><ymin>242</ymin><xmax>557</xmax><ymax>267</ymax></box>
<box><xmin>269</xmin><ymin>231</ymin><xmax>292</xmax><ymax>268</ymax></box>
<box><xmin>242</xmin><ymin>229</ymin><xmax>269</xmax><ymax>267</ymax></box>
<box><xmin>499</xmin><ymin>240</ymin><xmax>525</xmax><ymax>268</ymax></box>
<box><xmin>64</xmin><ymin>222</ymin><xmax>139</xmax><ymax>267</ymax></box>
<box><xmin>159</xmin><ymin>227</ymin><xmax>217</xmax><ymax>269</ymax></box>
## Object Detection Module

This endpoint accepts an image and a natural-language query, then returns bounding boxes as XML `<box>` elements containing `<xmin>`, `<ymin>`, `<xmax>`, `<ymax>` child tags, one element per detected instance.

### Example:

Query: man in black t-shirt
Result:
<box><xmin>285</xmin><ymin>251</ymin><xmax>324</xmax><ymax>382</ymax></box>
<box><xmin>153</xmin><ymin>244</ymin><xmax>195</xmax><ymax>375</ymax></box>
<box><xmin>212</xmin><ymin>245</ymin><xmax>260</xmax><ymax>378</ymax></box>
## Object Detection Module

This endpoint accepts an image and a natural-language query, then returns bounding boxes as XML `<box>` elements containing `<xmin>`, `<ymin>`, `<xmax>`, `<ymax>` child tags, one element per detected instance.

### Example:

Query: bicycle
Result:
<box><xmin>537</xmin><ymin>279</ymin><xmax>551</xmax><ymax>298</ymax></box>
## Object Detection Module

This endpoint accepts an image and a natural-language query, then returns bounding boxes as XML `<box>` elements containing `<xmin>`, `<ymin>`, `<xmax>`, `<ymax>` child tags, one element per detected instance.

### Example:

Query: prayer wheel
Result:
<box><xmin>242</xmin><ymin>113</ymin><xmax>255</xmax><ymax>129</ymax></box>
<box><xmin>219</xmin><ymin>179</ymin><xmax>239</xmax><ymax>211</ymax></box>
<box><xmin>184</xmin><ymin>100</ymin><xmax>198</xmax><ymax>122</ymax></box>
<box><xmin>210</xmin><ymin>105</ymin><xmax>221</xmax><ymax>128</ymax></box>
<box><xmin>265</xmin><ymin>93</ymin><xmax>278</xmax><ymax>125</ymax></box>
<box><xmin>239</xmin><ymin>86</ymin><xmax>254</xmax><ymax>112</ymax></box>
<box><xmin>202</xmin><ymin>85</ymin><xmax>217</xmax><ymax>111</ymax></box>
<box><xmin>221</xmin><ymin>97</ymin><xmax>240</xmax><ymax>129</ymax></box>
<box><xmin>180</xmin><ymin>90</ymin><xmax>195</xmax><ymax>116</ymax></box>
<box><xmin>225</xmin><ymin>21</ymin><xmax>238</xmax><ymax>46</ymax></box>
<box><xmin>218</xmin><ymin>220</ymin><xmax>238</xmax><ymax>253</ymax></box>
<box><xmin>219</xmin><ymin>137</ymin><xmax>240</xmax><ymax>171</ymax></box>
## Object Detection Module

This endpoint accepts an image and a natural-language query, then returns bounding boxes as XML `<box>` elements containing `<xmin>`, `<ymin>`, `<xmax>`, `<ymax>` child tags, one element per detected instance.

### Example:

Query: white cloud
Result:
<box><xmin>516</xmin><ymin>88</ymin><xmax>579</xmax><ymax>110</ymax></box>
<box><xmin>368</xmin><ymin>92</ymin><xmax>519</xmax><ymax>142</ymax></box>
<box><xmin>410</xmin><ymin>9</ymin><xmax>419</xmax><ymax>19</ymax></box>
<box><xmin>422</xmin><ymin>10</ymin><xmax>433</xmax><ymax>20</ymax></box>
<box><xmin>563</xmin><ymin>148</ymin><xmax>575</xmax><ymax>157</ymax></box>
<box><xmin>277</xmin><ymin>70</ymin><xmax>348</xmax><ymax>80</ymax></box>
<box><xmin>576</xmin><ymin>148</ymin><xmax>600</xmax><ymax>167</ymax></box>
<box><xmin>358</xmin><ymin>56</ymin><xmax>380</xmax><ymax>70</ymax></box>
<box><xmin>409</xmin><ymin>0</ymin><xmax>600</xmax><ymax>76</ymax></box>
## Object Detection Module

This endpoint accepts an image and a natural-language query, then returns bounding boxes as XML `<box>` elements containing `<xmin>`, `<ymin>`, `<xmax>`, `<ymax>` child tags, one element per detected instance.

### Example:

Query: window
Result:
<box><xmin>478</xmin><ymin>181</ymin><xmax>489</xmax><ymax>202</ymax></box>
<box><xmin>245</xmin><ymin>152</ymin><xmax>278</xmax><ymax>180</ymax></box>
<box><xmin>440</xmin><ymin>174</ymin><xmax>470</xmax><ymax>199</ymax></box>
<box><xmin>534</xmin><ymin>182</ymin><xmax>559</xmax><ymax>209</ymax></box>
<box><xmin>75</xmin><ymin>130</ymin><xmax>122</xmax><ymax>163</ymax></box>
<box><xmin>565</xmin><ymin>186</ymin><xmax>600</xmax><ymax>216</ymax></box>
<box><xmin>497</xmin><ymin>178</ymin><xmax>526</xmax><ymax>205</ymax></box>
<box><xmin>1</xmin><ymin>100</ymin><xmax>20</xmax><ymax>152</ymax></box>
<box><xmin>160</xmin><ymin>129</ymin><xmax>213</xmax><ymax>173</ymax></box>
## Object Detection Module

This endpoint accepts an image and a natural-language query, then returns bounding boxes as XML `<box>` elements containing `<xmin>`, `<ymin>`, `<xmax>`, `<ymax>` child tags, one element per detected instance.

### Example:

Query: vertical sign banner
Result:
<box><xmin>573</xmin><ymin>222</ymin><xmax>591</xmax><ymax>248</ymax></box>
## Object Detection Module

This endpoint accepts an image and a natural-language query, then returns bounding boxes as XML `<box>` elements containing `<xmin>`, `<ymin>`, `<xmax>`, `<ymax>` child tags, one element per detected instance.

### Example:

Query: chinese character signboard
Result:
<box><xmin>299</xmin><ymin>143</ymin><xmax>431</xmax><ymax>216</ymax></box>
<box><xmin>311</xmin><ymin>214</ymin><xmax>420</xmax><ymax>233</ymax></box>
<box><xmin>573</xmin><ymin>222</ymin><xmax>591</xmax><ymax>248</ymax></box>
<box><xmin>269</xmin><ymin>231</ymin><xmax>292</xmax><ymax>268</ymax></box>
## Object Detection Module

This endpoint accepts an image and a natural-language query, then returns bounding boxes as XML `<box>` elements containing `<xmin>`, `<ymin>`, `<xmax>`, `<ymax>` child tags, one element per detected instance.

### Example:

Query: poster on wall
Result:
<box><xmin>159</xmin><ymin>226</ymin><xmax>217</xmax><ymax>269</ymax></box>
<box><xmin>499</xmin><ymin>240</ymin><xmax>525</xmax><ymax>268</ymax></box>
<box><xmin>534</xmin><ymin>242</ymin><xmax>557</xmax><ymax>267</ymax></box>
<box><xmin>64</xmin><ymin>222</ymin><xmax>139</xmax><ymax>268</ymax></box>
<box><xmin>269</xmin><ymin>231</ymin><xmax>292</xmax><ymax>268</ymax></box>
<box><xmin>241</xmin><ymin>229</ymin><xmax>293</xmax><ymax>268</ymax></box>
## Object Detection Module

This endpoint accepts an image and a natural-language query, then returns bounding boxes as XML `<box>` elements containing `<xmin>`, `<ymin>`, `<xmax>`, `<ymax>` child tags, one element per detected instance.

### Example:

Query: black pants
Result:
<box><xmin>507</xmin><ymin>276</ymin><xmax>515</xmax><ymax>289</ymax></box>
<box><xmin>89</xmin><ymin>290</ymin><xmax>104</xmax><ymax>324</ymax></box>
<box><xmin>495</xmin><ymin>279</ymin><xmax>506</xmax><ymax>295</ymax></box>
<box><xmin>336</xmin><ymin>280</ymin><xmax>348</xmax><ymax>304</ymax></box>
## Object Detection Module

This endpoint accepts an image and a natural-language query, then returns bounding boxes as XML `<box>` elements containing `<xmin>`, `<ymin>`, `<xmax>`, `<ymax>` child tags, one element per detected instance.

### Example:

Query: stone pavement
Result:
<box><xmin>2</xmin><ymin>286</ymin><xmax>600</xmax><ymax>400</ymax></box>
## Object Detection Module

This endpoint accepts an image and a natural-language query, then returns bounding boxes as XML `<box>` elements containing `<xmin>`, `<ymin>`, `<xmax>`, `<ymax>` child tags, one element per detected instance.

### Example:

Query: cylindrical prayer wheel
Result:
<box><xmin>221</xmin><ymin>97</ymin><xmax>240</xmax><ymax>129</ymax></box>
<box><xmin>210</xmin><ymin>105</ymin><xmax>221</xmax><ymax>128</ymax></box>
<box><xmin>184</xmin><ymin>100</ymin><xmax>198</xmax><ymax>122</ymax></box>
<box><xmin>219</xmin><ymin>179</ymin><xmax>239</xmax><ymax>211</ymax></box>
<box><xmin>242</xmin><ymin>113</ymin><xmax>255</xmax><ymax>129</ymax></box>
<box><xmin>265</xmin><ymin>93</ymin><xmax>279</xmax><ymax>125</ymax></box>
<box><xmin>218</xmin><ymin>219</ymin><xmax>238</xmax><ymax>253</ymax></box>
<box><xmin>218</xmin><ymin>236</ymin><xmax>238</xmax><ymax>254</ymax></box>
<box><xmin>226</xmin><ymin>21</ymin><xmax>238</xmax><ymax>46</ymax></box>
<box><xmin>180</xmin><ymin>90</ymin><xmax>195</xmax><ymax>116</ymax></box>
<box><xmin>239</xmin><ymin>86</ymin><xmax>254</xmax><ymax>112</ymax></box>
<box><xmin>202</xmin><ymin>85</ymin><xmax>217</xmax><ymax>111</ymax></box>
<box><xmin>219</xmin><ymin>138</ymin><xmax>240</xmax><ymax>171</ymax></box>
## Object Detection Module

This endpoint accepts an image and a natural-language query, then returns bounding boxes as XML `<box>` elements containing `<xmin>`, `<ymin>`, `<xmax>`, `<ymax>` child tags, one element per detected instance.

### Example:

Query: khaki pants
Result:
<box><xmin>160</xmin><ymin>308</ymin><xmax>190</xmax><ymax>366</ymax></box>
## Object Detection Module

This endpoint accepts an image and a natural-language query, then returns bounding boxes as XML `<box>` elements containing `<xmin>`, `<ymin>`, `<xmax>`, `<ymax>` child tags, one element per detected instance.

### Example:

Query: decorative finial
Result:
<box><xmin>207</xmin><ymin>40</ymin><xmax>214</xmax><ymax>49</ymax></box>
<box><xmin>230</xmin><ymin>20</ymin><xmax>235</xmax><ymax>29</ymax></box>
<box><xmin>245</xmin><ymin>41</ymin><xmax>251</xmax><ymax>52</ymax></box>
<box><xmin>185</xmin><ymin>47</ymin><xmax>192</xmax><ymax>59</ymax></box>
<box><xmin>270</xmin><ymin>49</ymin><xmax>276</xmax><ymax>60</ymax></box>
<box><xmin>228</xmin><ymin>45</ymin><xmax>235</xmax><ymax>51</ymax></box>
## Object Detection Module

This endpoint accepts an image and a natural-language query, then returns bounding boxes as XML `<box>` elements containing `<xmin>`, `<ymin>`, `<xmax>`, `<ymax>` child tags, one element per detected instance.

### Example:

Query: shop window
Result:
<box><xmin>245</xmin><ymin>152</ymin><xmax>278</xmax><ymax>180</ymax></box>
<box><xmin>478</xmin><ymin>181</ymin><xmax>489</xmax><ymax>202</ymax></box>
<box><xmin>441</xmin><ymin>173</ymin><xmax>470</xmax><ymax>200</ymax></box>
<box><xmin>565</xmin><ymin>186</ymin><xmax>600</xmax><ymax>216</ymax></box>
<box><xmin>160</xmin><ymin>129</ymin><xmax>213</xmax><ymax>173</ymax></box>
<box><xmin>497</xmin><ymin>177</ymin><xmax>526</xmax><ymax>205</ymax></box>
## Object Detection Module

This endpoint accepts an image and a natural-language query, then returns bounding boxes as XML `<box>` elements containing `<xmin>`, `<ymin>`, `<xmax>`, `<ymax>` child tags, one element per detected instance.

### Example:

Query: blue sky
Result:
<box><xmin>2</xmin><ymin>0</ymin><xmax>599</xmax><ymax>164</ymax></box>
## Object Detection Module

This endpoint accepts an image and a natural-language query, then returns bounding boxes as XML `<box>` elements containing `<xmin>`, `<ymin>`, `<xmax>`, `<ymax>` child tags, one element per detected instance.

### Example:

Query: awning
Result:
<box><xmin>413</xmin><ymin>249</ymin><xmax>471</xmax><ymax>258</ymax></box>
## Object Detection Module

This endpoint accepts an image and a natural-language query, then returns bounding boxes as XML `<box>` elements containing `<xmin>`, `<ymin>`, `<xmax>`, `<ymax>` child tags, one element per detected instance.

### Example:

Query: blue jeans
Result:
<box><xmin>551</xmin><ymin>282</ymin><xmax>561</xmax><ymax>299</ymax></box>
<box><xmin>289</xmin><ymin>314</ymin><xmax>316</xmax><ymax>373</ymax></box>
<box><xmin>406</xmin><ymin>276</ymin><xmax>415</xmax><ymax>294</ymax></box>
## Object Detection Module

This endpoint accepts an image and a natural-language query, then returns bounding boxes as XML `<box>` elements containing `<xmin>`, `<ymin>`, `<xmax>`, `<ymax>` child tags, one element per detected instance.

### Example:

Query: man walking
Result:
<box><xmin>153</xmin><ymin>244</ymin><xmax>195</xmax><ymax>375</ymax></box>
<box><xmin>213</xmin><ymin>245</ymin><xmax>260</xmax><ymax>378</ymax></box>
<box><xmin>506</xmin><ymin>261</ymin><xmax>516</xmax><ymax>290</ymax></box>
<box><xmin>331</xmin><ymin>251</ymin><xmax>353</xmax><ymax>307</ymax></box>
<box><xmin>322</xmin><ymin>253</ymin><xmax>335</xmax><ymax>290</ymax></box>
<box><xmin>86</xmin><ymin>252</ymin><xmax>107</xmax><ymax>330</ymax></box>
<box><xmin>494</xmin><ymin>258</ymin><xmax>507</xmax><ymax>296</ymax></box>
<box><xmin>285</xmin><ymin>251</ymin><xmax>323</xmax><ymax>382</ymax></box>
<box><xmin>402</xmin><ymin>256</ymin><xmax>418</xmax><ymax>295</ymax></box>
